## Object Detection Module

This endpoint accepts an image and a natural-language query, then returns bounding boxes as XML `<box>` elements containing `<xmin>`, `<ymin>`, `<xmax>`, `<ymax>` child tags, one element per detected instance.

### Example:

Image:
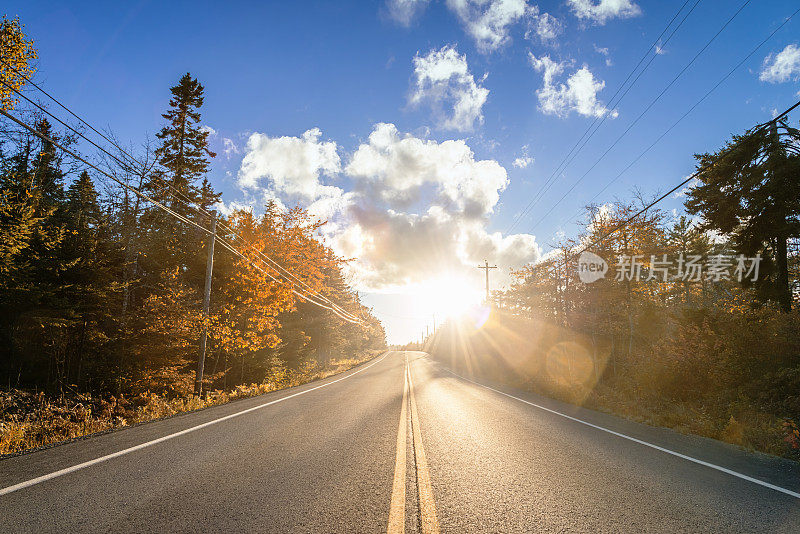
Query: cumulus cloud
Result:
<box><xmin>566</xmin><ymin>0</ymin><xmax>641</xmax><ymax>25</ymax></box>
<box><xmin>409</xmin><ymin>46</ymin><xmax>489</xmax><ymax>132</ymax></box>
<box><xmin>237</xmin><ymin>128</ymin><xmax>341</xmax><ymax>199</ymax></box>
<box><xmin>346</xmin><ymin>122</ymin><xmax>508</xmax><ymax>217</ymax></box>
<box><xmin>235</xmin><ymin>123</ymin><xmax>540</xmax><ymax>293</ymax></box>
<box><xmin>446</xmin><ymin>0</ymin><xmax>529</xmax><ymax>53</ymax></box>
<box><xmin>342</xmin><ymin>124</ymin><xmax>538</xmax><ymax>289</ymax></box>
<box><xmin>759</xmin><ymin>44</ymin><xmax>800</xmax><ymax>83</ymax></box>
<box><xmin>529</xmin><ymin>53</ymin><xmax>617</xmax><ymax>118</ymax></box>
<box><xmin>213</xmin><ymin>199</ymin><xmax>253</xmax><ymax>217</ymax></box>
<box><xmin>525</xmin><ymin>7</ymin><xmax>563</xmax><ymax>44</ymax></box>
<box><xmin>339</xmin><ymin>205</ymin><xmax>540</xmax><ymax>290</ymax></box>
<box><xmin>386</xmin><ymin>0</ymin><xmax>429</xmax><ymax>26</ymax></box>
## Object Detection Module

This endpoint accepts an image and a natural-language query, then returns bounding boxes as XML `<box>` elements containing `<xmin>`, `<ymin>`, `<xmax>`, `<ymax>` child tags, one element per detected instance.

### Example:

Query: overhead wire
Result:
<box><xmin>0</xmin><ymin>107</ymin><xmax>365</xmax><ymax>325</ymax></box>
<box><xmin>522</xmin><ymin>0</ymin><xmax>753</xmax><ymax>237</ymax></box>
<box><xmin>552</xmin><ymin>5</ymin><xmax>800</xmax><ymax>237</ymax></box>
<box><xmin>0</xmin><ymin>65</ymin><xmax>365</xmax><ymax>324</ymax></box>
<box><xmin>540</xmin><ymin>98</ymin><xmax>800</xmax><ymax>275</ymax></box>
<box><xmin>505</xmin><ymin>0</ymin><xmax>700</xmax><ymax>234</ymax></box>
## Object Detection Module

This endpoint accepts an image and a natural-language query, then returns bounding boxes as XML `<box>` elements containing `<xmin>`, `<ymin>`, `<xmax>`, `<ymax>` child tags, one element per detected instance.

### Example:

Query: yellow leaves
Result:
<box><xmin>0</xmin><ymin>15</ymin><xmax>38</xmax><ymax>111</ymax></box>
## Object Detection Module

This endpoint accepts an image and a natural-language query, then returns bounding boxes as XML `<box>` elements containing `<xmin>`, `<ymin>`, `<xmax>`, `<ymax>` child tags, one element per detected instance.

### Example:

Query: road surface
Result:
<box><xmin>1</xmin><ymin>351</ymin><xmax>799</xmax><ymax>532</ymax></box>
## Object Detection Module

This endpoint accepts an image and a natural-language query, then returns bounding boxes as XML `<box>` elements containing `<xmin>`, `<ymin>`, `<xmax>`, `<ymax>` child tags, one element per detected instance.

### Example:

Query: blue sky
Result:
<box><xmin>8</xmin><ymin>0</ymin><xmax>800</xmax><ymax>343</ymax></box>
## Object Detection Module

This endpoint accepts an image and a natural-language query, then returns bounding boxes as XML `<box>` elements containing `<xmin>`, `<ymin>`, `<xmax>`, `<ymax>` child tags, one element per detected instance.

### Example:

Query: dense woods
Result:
<box><xmin>429</xmin><ymin>117</ymin><xmax>800</xmax><ymax>458</ymax></box>
<box><xmin>0</xmin><ymin>16</ymin><xmax>384</xmax><ymax>453</ymax></box>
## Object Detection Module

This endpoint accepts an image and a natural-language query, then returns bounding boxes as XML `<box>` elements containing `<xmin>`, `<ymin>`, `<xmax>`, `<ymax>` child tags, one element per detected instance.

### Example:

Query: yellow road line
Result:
<box><xmin>407</xmin><ymin>362</ymin><xmax>440</xmax><ymax>534</ymax></box>
<box><xmin>387</xmin><ymin>358</ymin><xmax>409</xmax><ymax>534</ymax></box>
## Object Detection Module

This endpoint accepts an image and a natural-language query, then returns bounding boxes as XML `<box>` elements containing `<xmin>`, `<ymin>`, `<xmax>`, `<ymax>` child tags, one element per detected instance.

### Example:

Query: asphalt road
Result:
<box><xmin>1</xmin><ymin>351</ymin><xmax>799</xmax><ymax>533</ymax></box>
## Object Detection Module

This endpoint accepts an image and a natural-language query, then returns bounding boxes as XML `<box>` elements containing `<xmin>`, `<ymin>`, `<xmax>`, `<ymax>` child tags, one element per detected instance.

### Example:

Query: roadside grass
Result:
<box><xmin>0</xmin><ymin>351</ymin><xmax>381</xmax><ymax>456</ymax></box>
<box><xmin>514</xmin><ymin>373</ymin><xmax>798</xmax><ymax>460</ymax></box>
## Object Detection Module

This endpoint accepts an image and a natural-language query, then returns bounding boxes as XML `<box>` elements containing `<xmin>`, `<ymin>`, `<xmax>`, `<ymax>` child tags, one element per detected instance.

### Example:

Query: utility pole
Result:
<box><xmin>477</xmin><ymin>259</ymin><xmax>497</xmax><ymax>304</ymax></box>
<box><xmin>195</xmin><ymin>213</ymin><xmax>217</xmax><ymax>396</ymax></box>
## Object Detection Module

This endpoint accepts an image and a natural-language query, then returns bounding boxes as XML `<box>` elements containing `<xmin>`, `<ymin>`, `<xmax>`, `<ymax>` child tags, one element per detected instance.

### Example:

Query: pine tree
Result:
<box><xmin>61</xmin><ymin>170</ymin><xmax>104</xmax><ymax>292</ymax></box>
<box><xmin>686</xmin><ymin>119</ymin><xmax>800</xmax><ymax>311</ymax></box>
<box><xmin>198</xmin><ymin>177</ymin><xmax>221</xmax><ymax>212</ymax></box>
<box><xmin>143</xmin><ymin>73</ymin><xmax>217</xmax><ymax>281</ymax></box>
<box><xmin>153</xmin><ymin>73</ymin><xmax>215</xmax><ymax>212</ymax></box>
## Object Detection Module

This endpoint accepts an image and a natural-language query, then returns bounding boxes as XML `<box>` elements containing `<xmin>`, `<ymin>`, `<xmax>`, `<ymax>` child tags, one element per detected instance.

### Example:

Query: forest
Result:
<box><xmin>428</xmin><ymin>115</ymin><xmax>800</xmax><ymax>458</ymax></box>
<box><xmin>0</xmin><ymin>16</ymin><xmax>385</xmax><ymax>454</ymax></box>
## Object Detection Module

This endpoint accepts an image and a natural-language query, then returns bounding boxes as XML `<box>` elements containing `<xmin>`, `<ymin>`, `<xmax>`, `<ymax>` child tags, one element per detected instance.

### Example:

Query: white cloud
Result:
<box><xmin>525</xmin><ymin>7</ymin><xmax>563</xmax><ymax>44</ymax></box>
<box><xmin>512</xmin><ymin>144</ymin><xmax>533</xmax><ymax>168</ymax></box>
<box><xmin>235</xmin><ymin>123</ymin><xmax>540</xmax><ymax>293</ymax></box>
<box><xmin>338</xmin><ymin>204</ymin><xmax>540</xmax><ymax>291</ymax></box>
<box><xmin>223</xmin><ymin>138</ymin><xmax>239</xmax><ymax>158</ymax></box>
<box><xmin>237</xmin><ymin>128</ymin><xmax>341</xmax><ymax>199</ymax></box>
<box><xmin>200</xmin><ymin>125</ymin><xmax>217</xmax><ymax>137</ymax></box>
<box><xmin>213</xmin><ymin>199</ymin><xmax>251</xmax><ymax>217</ymax></box>
<box><xmin>347</xmin><ymin>122</ymin><xmax>508</xmax><ymax>217</ymax></box>
<box><xmin>759</xmin><ymin>44</ymin><xmax>800</xmax><ymax>83</ymax></box>
<box><xmin>386</xmin><ymin>0</ymin><xmax>429</xmax><ymax>26</ymax></box>
<box><xmin>566</xmin><ymin>0</ymin><xmax>641</xmax><ymax>25</ymax></box>
<box><xmin>446</xmin><ymin>0</ymin><xmax>529</xmax><ymax>53</ymax></box>
<box><xmin>513</xmin><ymin>156</ymin><xmax>533</xmax><ymax>168</ymax></box>
<box><xmin>341</xmin><ymin>124</ymin><xmax>540</xmax><ymax>290</ymax></box>
<box><xmin>594</xmin><ymin>44</ymin><xmax>613</xmax><ymax>66</ymax></box>
<box><xmin>410</xmin><ymin>46</ymin><xmax>490</xmax><ymax>132</ymax></box>
<box><xmin>529</xmin><ymin>53</ymin><xmax>617</xmax><ymax>118</ymax></box>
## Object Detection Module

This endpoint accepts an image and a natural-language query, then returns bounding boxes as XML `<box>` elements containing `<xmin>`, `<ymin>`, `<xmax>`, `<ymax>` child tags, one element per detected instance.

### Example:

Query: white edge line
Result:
<box><xmin>425</xmin><ymin>357</ymin><xmax>800</xmax><ymax>500</ymax></box>
<box><xmin>0</xmin><ymin>352</ymin><xmax>390</xmax><ymax>497</ymax></box>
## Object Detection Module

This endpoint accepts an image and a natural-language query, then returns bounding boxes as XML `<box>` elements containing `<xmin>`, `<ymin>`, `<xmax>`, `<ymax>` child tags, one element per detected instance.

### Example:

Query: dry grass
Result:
<box><xmin>519</xmin><ymin>378</ymin><xmax>795</xmax><ymax>459</ymax></box>
<box><xmin>0</xmin><ymin>351</ymin><xmax>381</xmax><ymax>456</ymax></box>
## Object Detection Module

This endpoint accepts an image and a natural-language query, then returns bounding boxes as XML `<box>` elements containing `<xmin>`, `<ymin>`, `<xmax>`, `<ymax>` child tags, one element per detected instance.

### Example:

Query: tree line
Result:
<box><xmin>0</xmin><ymin>16</ymin><xmax>385</xmax><ymax>398</ymax></box>
<box><xmin>430</xmin><ymin>112</ymin><xmax>800</xmax><ymax>456</ymax></box>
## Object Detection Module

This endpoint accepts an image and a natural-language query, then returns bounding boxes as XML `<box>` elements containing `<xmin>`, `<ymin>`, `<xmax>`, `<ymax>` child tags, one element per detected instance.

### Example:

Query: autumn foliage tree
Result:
<box><xmin>0</xmin><ymin>15</ymin><xmax>38</xmax><ymax>111</ymax></box>
<box><xmin>0</xmin><ymin>33</ymin><xmax>385</xmax><ymax>398</ymax></box>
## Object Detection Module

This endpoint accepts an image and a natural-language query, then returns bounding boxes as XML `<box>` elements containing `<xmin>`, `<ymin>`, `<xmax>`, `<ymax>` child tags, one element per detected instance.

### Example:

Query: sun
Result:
<box><xmin>414</xmin><ymin>275</ymin><xmax>484</xmax><ymax>321</ymax></box>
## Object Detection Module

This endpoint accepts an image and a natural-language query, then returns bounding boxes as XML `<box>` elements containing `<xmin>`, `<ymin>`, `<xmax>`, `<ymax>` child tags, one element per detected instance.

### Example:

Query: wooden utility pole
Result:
<box><xmin>195</xmin><ymin>213</ymin><xmax>217</xmax><ymax>396</ymax></box>
<box><xmin>477</xmin><ymin>260</ymin><xmax>497</xmax><ymax>304</ymax></box>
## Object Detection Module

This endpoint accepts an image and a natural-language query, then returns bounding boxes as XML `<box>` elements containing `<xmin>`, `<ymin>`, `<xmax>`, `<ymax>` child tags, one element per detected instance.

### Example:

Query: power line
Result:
<box><xmin>550</xmin><ymin>4</ymin><xmax>800</xmax><ymax>241</ymax></box>
<box><xmin>543</xmin><ymin>98</ymin><xmax>800</xmax><ymax>274</ymax></box>
<box><xmin>0</xmin><ymin>107</ymin><xmax>366</xmax><ymax>325</ymax></box>
<box><xmin>522</xmin><ymin>0</ymin><xmax>753</xmax><ymax>237</ymax></box>
<box><xmin>0</xmin><ymin>68</ymin><xmax>365</xmax><ymax>324</ymax></box>
<box><xmin>512</xmin><ymin>0</ymin><xmax>702</xmax><ymax>231</ymax></box>
<box><xmin>505</xmin><ymin>0</ymin><xmax>701</xmax><ymax>235</ymax></box>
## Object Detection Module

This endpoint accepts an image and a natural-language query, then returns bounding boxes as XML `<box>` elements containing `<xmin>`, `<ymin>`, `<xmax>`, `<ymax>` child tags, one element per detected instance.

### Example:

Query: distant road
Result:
<box><xmin>2</xmin><ymin>351</ymin><xmax>799</xmax><ymax>532</ymax></box>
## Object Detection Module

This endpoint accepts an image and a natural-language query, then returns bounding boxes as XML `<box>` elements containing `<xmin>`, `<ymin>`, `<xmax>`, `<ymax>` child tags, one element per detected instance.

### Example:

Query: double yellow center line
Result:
<box><xmin>387</xmin><ymin>355</ymin><xmax>440</xmax><ymax>534</ymax></box>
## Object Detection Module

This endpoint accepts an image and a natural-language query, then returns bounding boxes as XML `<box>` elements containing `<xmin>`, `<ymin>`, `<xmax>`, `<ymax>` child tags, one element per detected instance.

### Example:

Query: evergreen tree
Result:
<box><xmin>61</xmin><ymin>170</ymin><xmax>106</xmax><ymax>295</ymax></box>
<box><xmin>143</xmin><ymin>73</ymin><xmax>217</xmax><ymax>282</ymax></box>
<box><xmin>153</xmin><ymin>72</ymin><xmax>215</xmax><ymax>211</ymax></box>
<box><xmin>686</xmin><ymin>119</ymin><xmax>800</xmax><ymax>311</ymax></box>
<box><xmin>198</xmin><ymin>177</ymin><xmax>221</xmax><ymax>212</ymax></box>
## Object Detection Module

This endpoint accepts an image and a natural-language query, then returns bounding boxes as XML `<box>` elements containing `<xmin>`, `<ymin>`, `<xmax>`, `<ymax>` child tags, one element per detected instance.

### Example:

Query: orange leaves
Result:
<box><xmin>211</xmin><ymin>204</ymin><xmax>352</xmax><ymax>357</ymax></box>
<box><xmin>0</xmin><ymin>16</ymin><xmax>38</xmax><ymax>111</ymax></box>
